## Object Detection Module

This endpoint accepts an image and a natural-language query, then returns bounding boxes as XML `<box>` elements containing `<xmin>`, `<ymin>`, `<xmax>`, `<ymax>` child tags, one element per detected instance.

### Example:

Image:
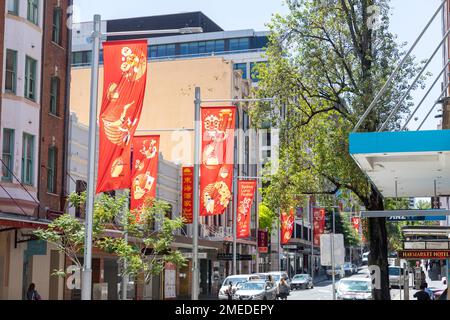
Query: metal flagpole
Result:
<box><xmin>232</xmin><ymin>107</ymin><xmax>240</xmax><ymax>275</ymax></box>
<box><xmin>310</xmin><ymin>198</ymin><xmax>314</xmax><ymax>283</ymax></box>
<box><xmin>82</xmin><ymin>14</ymin><xmax>101</xmax><ymax>301</ymax></box>
<box><xmin>332</xmin><ymin>208</ymin><xmax>336</xmax><ymax>301</ymax></box>
<box><xmin>192</xmin><ymin>88</ymin><xmax>201</xmax><ymax>300</ymax></box>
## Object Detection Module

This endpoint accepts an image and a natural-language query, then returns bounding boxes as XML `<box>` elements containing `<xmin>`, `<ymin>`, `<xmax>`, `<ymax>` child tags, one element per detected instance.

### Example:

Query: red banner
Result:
<box><xmin>130</xmin><ymin>136</ymin><xmax>160</xmax><ymax>219</ymax></box>
<box><xmin>237</xmin><ymin>180</ymin><xmax>257</xmax><ymax>239</ymax></box>
<box><xmin>281</xmin><ymin>209</ymin><xmax>295</xmax><ymax>245</ymax></box>
<box><xmin>200</xmin><ymin>107</ymin><xmax>236</xmax><ymax>216</ymax></box>
<box><xmin>351</xmin><ymin>217</ymin><xmax>361</xmax><ymax>233</ymax></box>
<box><xmin>313</xmin><ymin>208</ymin><xmax>326</xmax><ymax>246</ymax></box>
<box><xmin>258</xmin><ymin>230</ymin><xmax>269</xmax><ymax>253</ymax></box>
<box><xmin>96</xmin><ymin>40</ymin><xmax>148</xmax><ymax>194</ymax></box>
<box><xmin>182</xmin><ymin>167</ymin><xmax>194</xmax><ymax>224</ymax></box>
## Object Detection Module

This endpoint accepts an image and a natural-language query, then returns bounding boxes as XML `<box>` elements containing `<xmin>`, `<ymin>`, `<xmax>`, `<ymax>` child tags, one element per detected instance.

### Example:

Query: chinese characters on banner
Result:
<box><xmin>97</xmin><ymin>40</ymin><xmax>148</xmax><ymax>194</ymax></box>
<box><xmin>281</xmin><ymin>209</ymin><xmax>295</xmax><ymax>245</ymax></box>
<box><xmin>313</xmin><ymin>208</ymin><xmax>326</xmax><ymax>246</ymax></box>
<box><xmin>182</xmin><ymin>167</ymin><xmax>194</xmax><ymax>224</ymax></box>
<box><xmin>130</xmin><ymin>136</ymin><xmax>160</xmax><ymax>220</ymax></box>
<box><xmin>237</xmin><ymin>180</ymin><xmax>257</xmax><ymax>239</ymax></box>
<box><xmin>351</xmin><ymin>217</ymin><xmax>361</xmax><ymax>234</ymax></box>
<box><xmin>258</xmin><ymin>230</ymin><xmax>269</xmax><ymax>253</ymax></box>
<box><xmin>200</xmin><ymin>107</ymin><xmax>236</xmax><ymax>216</ymax></box>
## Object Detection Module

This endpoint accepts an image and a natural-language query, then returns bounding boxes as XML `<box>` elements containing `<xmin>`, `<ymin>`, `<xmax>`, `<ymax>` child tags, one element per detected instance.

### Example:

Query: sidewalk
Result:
<box><xmin>313</xmin><ymin>274</ymin><xmax>328</xmax><ymax>285</ymax></box>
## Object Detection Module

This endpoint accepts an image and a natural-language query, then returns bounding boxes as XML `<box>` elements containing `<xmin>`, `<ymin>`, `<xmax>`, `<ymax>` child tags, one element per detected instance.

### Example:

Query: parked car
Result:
<box><xmin>336</xmin><ymin>278</ymin><xmax>374</xmax><ymax>300</ymax></box>
<box><xmin>291</xmin><ymin>274</ymin><xmax>313</xmax><ymax>290</ymax></box>
<box><xmin>362</xmin><ymin>252</ymin><xmax>370</xmax><ymax>266</ymax></box>
<box><xmin>326</xmin><ymin>265</ymin><xmax>345</xmax><ymax>280</ymax></box>
<box><xmin>343</xmin><ymin>263</ymin><xmax>355</xmax><ymax>276</ymax></box>
<box><xmin>233</xmin><ymin>280</ymin><xmax>277</xmax><ymax>301</ymax></box>
<box><xmin>218</xmin><ymin>274</ymin><xmax>261</xmax><ymax>300</ymax></box>
<box><xmin>388</xmin><ymin>266</ymin><xmax>405</xmax><ymax>289</ymax></box>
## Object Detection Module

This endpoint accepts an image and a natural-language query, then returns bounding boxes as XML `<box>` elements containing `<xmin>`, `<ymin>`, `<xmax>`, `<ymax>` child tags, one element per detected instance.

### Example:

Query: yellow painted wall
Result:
<box><xmin>70</xmin><ymin>57</ymin><xmax>248</xmax><ymax>165</ymax></box>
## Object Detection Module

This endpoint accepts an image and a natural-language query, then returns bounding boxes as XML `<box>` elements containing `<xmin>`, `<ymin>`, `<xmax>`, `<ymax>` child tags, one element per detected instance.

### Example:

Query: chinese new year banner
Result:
<box><xmin>281</xmin><ymin>209</ymin><xmax>295</xmax><ymax>245</ymax></box>
<box><xmin>258</xmin><ymin>230</ymin><xmax>269</xmax><ymax>253</ymax></box>
<box><xmin>351</xmin><ymin>217</ymin><xmax>361</xmax><ymax>234</ymax></box>
<box><xmin>200</xmin><ymin>107</ymin><xmax>236</xmax><ymax>216</ymax></box>
<box><xmin>237</xmin><ymin>180</ymin><xmax>257</xmax><ymax>239</ymax></box>
<box><xmin>96</xmin><ymin>40</ymin><xmax>148</xmax><ymax>194</ymax></box>
<box><xmin>130</xmin><ymin>136</ymin><xmax>160</xmax><ymax>219</ymax></box>
<box><xmin>313</xmin><ymin>208</ymin><xmax>326</xmax><ymax>246</ymax></box>
<box><xmin>182</xmin><ymin>167</ymin><xmax>194</xmax><ymax>224</ymax></box>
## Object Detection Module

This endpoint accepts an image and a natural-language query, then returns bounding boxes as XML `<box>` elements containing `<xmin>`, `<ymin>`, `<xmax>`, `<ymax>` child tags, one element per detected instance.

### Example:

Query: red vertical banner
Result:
<box><xmin>130</xmin><ymin>136</ymin><xmax>160</xmax><ymax>219</ymax></box>
<box><xmin>182</xmin><ymin>167</ymin><xmax>194</xmax><ymax>224</ymax></box>
<box><xmin>313</xmin><ymin>208</ymin><xmax>326</xmax><ymax>246</ymax></box>
<box><xmin>200</xmin><ymin>107</ymin><xmax>236</xmax><ymax>216</ymax></box>
<box><xmin>258</xmin><ymin>230</ymin><xmax>269</xmax><ymax>253</ymax></box>
<box><xmin>96</xmin><ymin>40</ymin><xmax>148</xmax><ymax>194</ymax></box>
<box><xmin>281</xmin><ymin>209</ymin><xmax>295</xmax><ymax>245</ymax></box>
<box><xmin>351</xmin><ymin>217</ymin><xmax>361</xmax><ymax>234</ymax></box>
<box><xmin>237</xmin><ymin>180</ymin><xmax>257</xmax><ymax>239</ymax></box>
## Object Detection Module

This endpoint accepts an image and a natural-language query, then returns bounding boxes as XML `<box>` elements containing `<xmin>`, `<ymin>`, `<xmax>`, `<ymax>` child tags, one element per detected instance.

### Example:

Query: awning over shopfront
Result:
<box><xmin>0</xmin><ymin>212</ymin><xmax>51</xmax><ymax>230</ymax></box>
<box><xmin>350</xmin><ymin>130</ymin><xmax>450</xmax><ymax>198</ymax></box>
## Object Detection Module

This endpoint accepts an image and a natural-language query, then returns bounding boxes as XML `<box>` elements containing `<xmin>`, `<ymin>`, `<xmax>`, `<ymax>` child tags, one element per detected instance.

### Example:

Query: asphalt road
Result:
<box><xmin>287</xmin><ymin>267</ymin><xmax>411</xmax><ymax>300</ymax></box>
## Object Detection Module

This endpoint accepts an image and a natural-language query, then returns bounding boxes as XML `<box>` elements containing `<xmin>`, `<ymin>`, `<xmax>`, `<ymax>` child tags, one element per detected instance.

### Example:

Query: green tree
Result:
<box><xmin>259</xmin><ymin>203</ymin><xmax>277</xmax><ymax>233</ymax></box>
<box><xmin>325</xmin><ymin>210</ymin><xmax>360</xmax><ymax>247</ymax></box>
<box><xmin>252</xmin><ymin>0</ymin><xmax>425</xmax><ymax>299</ymax></box>
<box><xmin>34</xmin><ymin>192</ymin><xmax>186</xmax><ymax>285</ymax></box>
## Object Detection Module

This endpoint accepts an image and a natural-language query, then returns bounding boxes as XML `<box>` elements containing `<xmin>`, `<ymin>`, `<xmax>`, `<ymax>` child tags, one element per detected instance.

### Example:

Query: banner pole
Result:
<box><xmin>232</xmin><ymin>107</ymin><xmax>240</xmax><ymax>275</ymax></box>
<box><xmin>332</xmin><ymin>208</ymin><xmax>336</xmax><ymax>301</ymax></box>
<box><xmin>82</xmin><ymin>14</ymin><xmax>101</xmax><ymax>301</ymax></box>
<box><xmin>192</xmin><ymin>87</ymin><xmax>201</xmax><ymax>300</ymax></box>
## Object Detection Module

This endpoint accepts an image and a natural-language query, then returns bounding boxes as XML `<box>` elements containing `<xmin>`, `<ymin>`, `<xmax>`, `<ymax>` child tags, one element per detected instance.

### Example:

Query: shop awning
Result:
<box><xmin>349</xmin><ymin>130</ymin><xmax>450</xmax><ymax>198</ymax></box>
<box><xmin>0</xmin><ymin>212</ymin><xmax>51</xmax><ymax>230</ymax></box>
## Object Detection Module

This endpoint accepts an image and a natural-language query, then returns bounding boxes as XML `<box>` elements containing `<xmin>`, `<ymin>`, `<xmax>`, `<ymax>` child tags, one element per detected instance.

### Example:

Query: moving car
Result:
<box><xmin>343</xmin><ymin>263</ymin><xmax>355</xmax><ymax>276</ymax></box>
<box><xmin>233</xmin><ymin>280</ymin><xmax>277</xmax><ymax>301</ymax></box>
<box><xmin>388</xmin><ymin>266</ymin><xmax>405</xmax><ymax>289</ymax></box>
<box><xmin>326</xmin><ymin>265</ymin><xmax>345</xmax><ymax>280</ymax></box>
<box><xmin>267</xmin><ymin>271</ymin><xmax>291</xmax><ymax>286</ymax></box>
<box><xmin>336</xmin><ymin>278</ymin><xmax>373</xmax><ymax>300</ymax></box>
<box><xmin>291</xmin><ymin>274</ymin><xmax>313</xmax><ymax>290</ymax></box>
<box><xmin>218</xmin><ymin>274</ymin><xmax>261</xmax><ymax>300</ymax></box>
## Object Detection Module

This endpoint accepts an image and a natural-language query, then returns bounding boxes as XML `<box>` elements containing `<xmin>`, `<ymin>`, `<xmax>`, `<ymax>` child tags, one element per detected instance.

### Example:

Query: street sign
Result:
<box><xmin>320</xmin><ymin>234</ymin><xmax>345</xmax><ymax>266</ymax></box>
<box><xmin>387</xmin><ymin>216</ymin><xmax>447</xmax><ymax>222</ymax></box>
<box><xmin>399</xmin><ymin>250</ymin><xmax>450</xmax><ymax>260</ymax></box>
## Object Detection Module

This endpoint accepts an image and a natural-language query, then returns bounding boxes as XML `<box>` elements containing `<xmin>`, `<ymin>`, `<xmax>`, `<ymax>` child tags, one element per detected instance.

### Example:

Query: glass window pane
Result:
<box><xmin>229</xmin><ymin>39</ymin><xmax>239</xmax><ymax>51</ymax></box>
<box><xmin>5</xmin><ymin>50</ymin><xmax>17</xmax><ymax>93</ymax></box>
<box><xmin>234</xmin><ymin>63</ymin><xmax>247</xmax><ymax>79</ymax></box>
<box><xmin>188</xmin><ymin>42</ymin><xmax>198</xmax><ymax>54</ymax></box>
<box><xmin>206</xmin><ymin>41</ymin><xmax>215</xmax><ymax>53</ymax></box>
<box><xmin>215</xmin><ymin>40</ymin><xmax>225</xmax><ymax>52</ymax></box>
<box><xmin>180</xmin><ymin>43</ymin><xmax>189</xmax><ymax>55</ymax></box>
<box><xmin>239</xmin><ymin>38</ymin><xmax>250</xmax><ymax>50</ymax></box>
<box><xmin>198</xmin><ymin>42</ymin><xmax>206</xmax><ymax>54</ymax></box>
<box><xmin>157</xmin><ymin>45</ymin><xmax>166</xmax><ymax>57</ymax></box>
<box><xmin>52</xmin><ymin>9</ymin><xmax>62</xmax><ymax>44</ymax></box>
<box><xmin>8</xmin><ymin>0</ymin><xmax>18</xmax><ymax>15</ymax></box>
<box><xmin>166</xmin><ymin>44</ymin><xmax>175</xmax><ymax>57</ymax></box>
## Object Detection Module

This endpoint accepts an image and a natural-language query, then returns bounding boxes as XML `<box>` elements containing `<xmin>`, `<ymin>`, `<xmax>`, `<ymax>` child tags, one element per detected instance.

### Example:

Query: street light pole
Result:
<box><xmin>82</xmin><ymin>14</ymin><xmax>101</xmax><ymax>301</ymax></box>
<box><xmin>331</xmin><ymin>208</ymin><xmax>336</xmax><ymax>301</ymax></box>
<box><xmin>192</xmin><ymin>88</ymin><xmax>201</xmax><ymax>300</ymax></box>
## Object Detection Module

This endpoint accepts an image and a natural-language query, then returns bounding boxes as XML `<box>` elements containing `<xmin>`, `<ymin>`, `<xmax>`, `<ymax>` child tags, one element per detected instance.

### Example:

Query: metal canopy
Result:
<box><xmin>350</xmin><ymin>130</ymin><xmax>450</xmax><ymax>197</ymax></box>
<box><xmin>361</xmin><ymin>209</ymin><xmax>450</xmax><ymax>218</ymax></box>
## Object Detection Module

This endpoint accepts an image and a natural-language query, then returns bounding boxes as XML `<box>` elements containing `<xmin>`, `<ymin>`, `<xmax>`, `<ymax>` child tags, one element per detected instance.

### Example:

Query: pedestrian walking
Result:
<box><xmin>423</xmin><ymin>283</ymin><xmax>435</xmax><ymax>300</ymax></box>
<box><xmin>413</xmin><ymin>284</ymin><xmax>431</xmax><ymax>301</ymax></box>
<box><xmin>26</xmin><ymin>283</ymin><xmax>41</xmax><ymax>301</ymax></box>
<box><xmin>226</xmin><ymin>282</ymin><xmax>233</xmax><ymax>301</ymax></box>
<box><xmin>278</xmin><ymin>278</ymin><xmax>290</xmax><ymax>301</ymax></box>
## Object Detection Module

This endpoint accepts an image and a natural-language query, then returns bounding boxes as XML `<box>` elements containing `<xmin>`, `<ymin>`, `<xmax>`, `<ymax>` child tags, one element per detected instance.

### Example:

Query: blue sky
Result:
<box><xmin>74</xmin><ymin>0</ymin><xmax>443</xmax><ymax>130</ymax></box>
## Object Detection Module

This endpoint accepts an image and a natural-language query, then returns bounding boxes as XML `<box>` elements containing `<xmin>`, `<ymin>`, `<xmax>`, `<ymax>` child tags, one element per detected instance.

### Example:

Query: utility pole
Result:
<box><xmin>331</xmin><ymin>208</ymin><xmax>336</xmax><ymax>301</ymax></box>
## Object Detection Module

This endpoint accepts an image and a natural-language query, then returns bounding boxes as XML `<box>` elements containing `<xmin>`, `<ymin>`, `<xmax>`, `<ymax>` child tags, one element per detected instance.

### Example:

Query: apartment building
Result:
<box><xmin>0</xmin><ymin>0</ymin><xmax>72</xmax><ymax>300</ymax></box>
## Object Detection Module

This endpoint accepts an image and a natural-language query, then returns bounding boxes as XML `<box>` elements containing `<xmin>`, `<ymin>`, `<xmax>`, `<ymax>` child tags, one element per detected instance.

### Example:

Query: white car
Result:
<box><xmin>233</xmin><ymin>280</ymin><xmax>277</xmax><ymax>301</ymax></box>
<box><xmin>388</xmin><ymin>266</ymin><xmax>405</xmax><ymax>289</ymax></box>
<box><xmin>336</xmin><ymin>278</ymin><xmax>373</xmax><ymax>300</ymax></box>
<box><xmin>218</xmin><ymin>275</ymin><xmax>261</xmax><ymax>300</ymax></box>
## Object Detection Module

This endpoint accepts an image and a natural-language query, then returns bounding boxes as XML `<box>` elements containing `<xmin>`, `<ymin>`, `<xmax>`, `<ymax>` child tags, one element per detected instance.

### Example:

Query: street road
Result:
<box><xmin>288</xmin><ymin>267</ymin><xmax>409</xmax><ymax>300</ymax></box>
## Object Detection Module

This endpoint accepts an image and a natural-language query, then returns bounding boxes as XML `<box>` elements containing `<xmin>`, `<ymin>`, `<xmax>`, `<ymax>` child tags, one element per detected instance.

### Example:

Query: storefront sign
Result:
<box><xmin>258</xmin><ymin>230</ymin><xmax>269</xmax><ymax>253</ymax></box>
<box><xmin>182</xmin><ymin>167</ymin><xmax>194</xmax><ymax>224</ymax></box>
<box><xmin>164</xmin><ymin>263</ymin><xmax>176</xmax><ymax>299</ymax></box>
<box><xmin>97</xmin><ymin>40</ymin><xmax>148</xmax><ymax>194</ymax></box>
<box><xmin>399</xmin><ymin>250</ymin><xmax>450</xmax><ymax>260</ymax></box>
<box><xmin>200</xmin><ymin>107</ymin><xmax>236</xmax><ymax>216</ymax></box>
<box><xmin>217</xmin><ymin>254</ymin><xmax>253</xmax><ymax>261</ymax></box>
<box><xmin>182</xmin><ymin>252</ymin><xmax>208</xmax><ymax>259</ymax></box>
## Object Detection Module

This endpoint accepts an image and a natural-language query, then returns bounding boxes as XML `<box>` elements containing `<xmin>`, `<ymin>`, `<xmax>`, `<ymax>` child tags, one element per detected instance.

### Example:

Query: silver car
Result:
<box><xmin>389</xmin><ymin>266</ymin><xmax>405</xmax><ymax>289</ymax></box>
<box><xmin>291</xmin><ymin>274</ymin><xmax>313</xmax><ymax>290</ymax></box>
<box><xmin>218</xmin><ymin>275</ymin><xmax>261</xmax><ymax>300</ymax></box>
<box><xmin>233</xmin><ymin>280</ymin><xmax>277</xmax><ymax>301</ymax></box>
<box><xmin>336</xmin><ymin>278</ymin><xmax>374</xmax><ymax>300</ymax></box>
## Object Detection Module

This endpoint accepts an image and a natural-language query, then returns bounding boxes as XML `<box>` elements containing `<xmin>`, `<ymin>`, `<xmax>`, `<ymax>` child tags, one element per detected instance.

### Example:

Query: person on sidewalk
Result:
<box><xmin>414</xmin><ymin>284</ymin><xmax>431</xmax><ymax>301</ymax></box>
<box><xmin>26</xmin><ymin>283</ymin><xmax>41</xmax><ymax>301</ymax></box>
<box><xmin>226</xmin><ymin>282</ymin><xmax>234</xmax><ymax>301</ymax></box>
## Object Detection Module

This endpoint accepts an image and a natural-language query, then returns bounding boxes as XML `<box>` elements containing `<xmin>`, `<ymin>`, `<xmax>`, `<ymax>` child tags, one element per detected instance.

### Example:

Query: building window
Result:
<box><xmin>5</xmin><ymin>49</ymin><xmax>17</xmax><ymax>94</ymax></box>
<box><xmin>72</xmin><ymin>51</ymin><xmax>92</xmax><ymax>66</ymax></box>
<box><xmin>205</xmin><ymin>40</ymin><xmax>225</xmax><ymax>53</ymax></box>
<box><xmin>50</xmin><ymin>77</ymin><xmax>60</xmax><ymax>115</ymax></box>
<box><xmin>47</xmin><ymin>147</ymin><xmax>57</xmax><ymax>193</ymax></box>
<box><xmin>2</xmin><ymin>129</ymin><xmax>15</xmax><ymax>182</ymax></box>
<box><xmin>21</xmin><ymin>133</ymin><xmax>34</xmax><ymax>186</ymax></box>
<box><xmin>27</xmin><ymin>0</ymin><xmax>39</xmax><ymax>25</ymax></box>
<box><xmin>52</xmin><ymin>8</ymin><xmax>62</xmax><ymax>45</ymax></box>
<box><xmin>25</xmin><ymin>56</ymin><xmax>37</xmax><ymax>101</ymax></box>
<box><xmin>7</xmin><ymin>0</ymin><xmax>19</xmax><ymax>15</ymax></box>
<box><xmin>234</xmin><ymin>63</ymin><xmax>247</xmax><ymax>79</ymax></box>
<box><xmin>229</xmin><ymin>38</ymin><xmax>250</xmax><ymax>51</ymax></box>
